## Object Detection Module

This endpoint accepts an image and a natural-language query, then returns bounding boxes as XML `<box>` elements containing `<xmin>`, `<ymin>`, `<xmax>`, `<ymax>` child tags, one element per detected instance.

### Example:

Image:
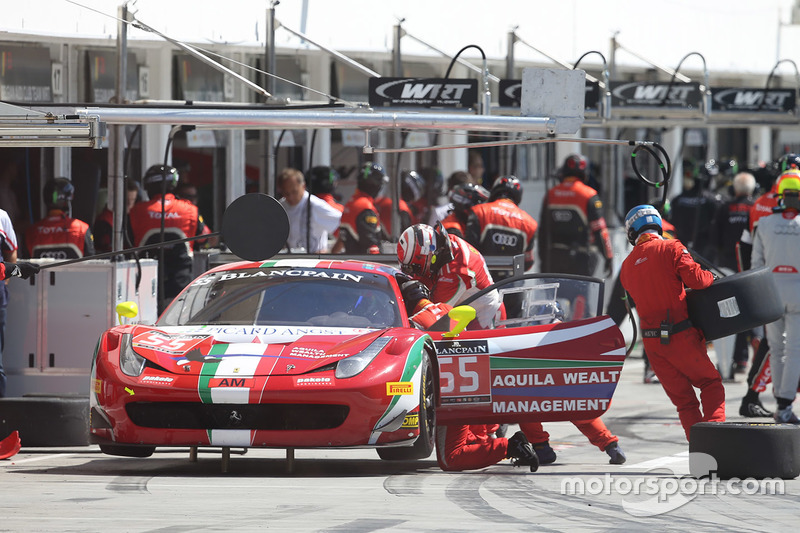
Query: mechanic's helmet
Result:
<box><xmin>397</xmin><ymin>222</ymin><xmax>454</xmax><ymax>280</ymax></box>
<box><xmin>43</xmin><ymin>177</ymin><xmax>75</xmax><ymax>211</ymax></box>
<box><xmin>419</xmin><ymin>167</ymin><xmax>445</xmax><ymax>203</ymax></box>
<box><xmin>358</xmin><ymin>162</ymin><xmax>388</xmax><ymax>198</ymax></box>
<box><xmin>400</xmin><ymin>170</ymin><xmax>425</xmax><ymax>204</ymax></box>
<box><xmin>778</xmin><ymin>153</ymin><xmax>800</xmax><ymax>173</ymax></box>
<box><xmin>142</xmin><ymin>164</ymin><xmax>179</xmax><ymax>195</ymax></box>
<box><xmin>489</xmin><ymin>175</ymin><xmax>522</xmax><ymax>205</ymax></box>
<box><xmin>624</xmin><ymin>204</ymin><xmax>663</xmax><ymax>245</ymax></box>
<box><xmin>719</xmin><ymin>158</ymin><xmax>739</xmax><ymax>178</ymax></box>
<box><xmin>398</xmin><ymin>224</ymin><xmax>437</xmax><ymax>279</ymax></box>
<box><xmin>307</xmin><ymin>166</ymin><xmax>340</xmax><ymax>195</ymax></box>
<box><xmin>449</xmin><ymin>182</ymin><xmax>489</xmax><ymax>216</ymax></box>
<box><xmin>777</xmin><ymin>170</ymin><xmax>800</xmax><ymax>210</ymax></box>
<box><xmin>560</xmin><ymin>154</ymin><xmax>588</xmax><ymax>181</ymax></box>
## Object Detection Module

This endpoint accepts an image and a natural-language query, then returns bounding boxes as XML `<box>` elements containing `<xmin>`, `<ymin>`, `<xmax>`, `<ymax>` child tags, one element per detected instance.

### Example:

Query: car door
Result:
<box><xmin>428</xmin><ymin>274</ymin><xmax>626</xmax><ymax>426</ymax></box>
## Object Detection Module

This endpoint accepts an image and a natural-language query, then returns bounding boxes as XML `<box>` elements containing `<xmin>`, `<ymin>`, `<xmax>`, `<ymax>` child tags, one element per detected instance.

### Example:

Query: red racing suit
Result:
<box><xmin>620</xmin><ymin>232</ymin><xmax>724</xmax><ymax>441</ymax></box>
<box><xmin>375</xmin><ymin>196</ymin><xmax>414</xmax><ymax>236</ymax></box>
<box><xmin>520</xmin><ymin>418</ymin><xmax>618</xmax><ymax>451</ymax></box>
<box><xmin>538</xmin><ymin>177</ymin><xmax>613</xmax><ymax>275</ymax></box>
<box><xmin>416</xmin><ymin>234</ymin><xmax>502</xmax><ymax>329</ymax></box>
<box><xmin>93</xmin><ymin>207</ymin><xmax>136</xmax><ymax>254</ymax></box>
<box><xmin>316</xmin><ymin>193</ymin><xmax>344</xmax><ymax>213</ymax></box>
<box><xmin>466</xmin><ymin>198</ymin><xmax>537</xmax><ymax>273</ymax></box>
<box><xmin>441</xmin><ymin>211</ymin><xmax>466</xmax><ymax>239</ymax></box>
<box><xmin>338</xmin><ymin>191</ymin><xmax>382</xmax><ymax>254</ymax></box>
<box><xmin>129</xmin><ymin>193</ymin><xmax>206</xmax><ymax>300</ymax></box>
<box><xmin>25</xmin><ymin>209</ymin><xmax>94</xmax><ymax>259</ymax></box>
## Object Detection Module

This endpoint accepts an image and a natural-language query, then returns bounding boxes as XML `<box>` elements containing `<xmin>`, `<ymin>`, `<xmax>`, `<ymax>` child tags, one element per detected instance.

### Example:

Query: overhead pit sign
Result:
<box><xmin>710</xmin><ymin>88</ymin><xmax>796</xmax><ymax>113</ymax></box>
<box><xmin>368</xmin><ymin>78</ymin><xmax>478</xmax><ymax>108</ymax></box>
<box><xmin>611</xmin><ymin>81</ymin><xmax>702</xmax><ymax>109</ymax></box>
<box><xmin>499</xmin><ymin>79</ymin><xmax>600</xmax><ymax>111</ymax></box>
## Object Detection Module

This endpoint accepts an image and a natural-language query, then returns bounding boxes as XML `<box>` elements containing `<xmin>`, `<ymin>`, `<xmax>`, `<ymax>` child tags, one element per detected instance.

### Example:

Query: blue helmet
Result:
<box><xmin>624</xmin><ymin>204</ymin><xmax>662</xmax><ymax>245</ymax></box>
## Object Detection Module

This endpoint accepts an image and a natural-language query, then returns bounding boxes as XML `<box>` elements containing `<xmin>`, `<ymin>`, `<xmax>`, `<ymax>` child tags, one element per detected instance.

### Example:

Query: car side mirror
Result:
<box><xmin>116</xmin><ymin>301</ymin><xmax>139</xmax><ymax>325</ymax></box>
<box><xmin>442</xmin><ymin>305</ymin><xmax>476</xmax><ymax>338</ymax></box>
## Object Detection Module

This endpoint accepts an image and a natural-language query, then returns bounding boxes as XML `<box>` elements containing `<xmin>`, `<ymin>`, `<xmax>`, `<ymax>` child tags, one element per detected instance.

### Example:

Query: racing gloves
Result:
<box><xmin>5</xmin><ymin>262</ymin><xmax>41</xmax><ymax>280</ymax></box>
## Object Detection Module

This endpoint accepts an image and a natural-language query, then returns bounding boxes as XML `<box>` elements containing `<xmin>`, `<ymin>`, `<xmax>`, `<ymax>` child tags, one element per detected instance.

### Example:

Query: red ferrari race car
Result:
<box><xmin>90</xmin><ymin>258</ymin><xmax>625</xmax><ymax>461</ymax></box>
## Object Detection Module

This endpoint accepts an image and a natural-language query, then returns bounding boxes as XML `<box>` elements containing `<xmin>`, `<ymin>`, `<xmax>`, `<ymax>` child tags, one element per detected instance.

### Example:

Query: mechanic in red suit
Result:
<box><xmin>25</xmin><ymin>177</ymin><xmax>95</xmax><ymax>259</ymax></box>
<box><xmin>333</xmin><ymin>163</ymin><xmax>386</xmax><ymax>254</ymax></box>
<box><xmin>520</xmin><ymin>419</ymin><xmax>625</xmax><ymax>465</ymax></box>
<box><xmin>307</xmin><ymin>166</ymin><xmax>344</xmax><ymax>213</ymax></box>
<box><xmin>620</xmin><ymin>204</ymin><xmax>725</xmax><ymax>441</ymax></box>
<box><xmin>129</xmin><ymin>165</ymin><xmax>207</xmax><ymax>309</ymax></box>
<box><xmin>398</xmin><ymin>276</ymin><xmax>537</xmax><ymax>472</ymax></box>
<box><xmin>93</xmin><ymin>179</ymin><xmax>141</xmax><ymax>254</ymax></box>
<box><xmin>375</xmin><ymin>194</ymin><xmax>414</xmax><ymax>236</ymax></box>
<box><xmin>441</xmin><ymin>182</ymin><xmax>489</xmax><ymax>239</ymax></box>
<box><xmin>538</xmin><ymin>154</ymin><xmax>613</xmax><ymax>277</ymax></box>
<box><xmin>465</xmin><ymin>175</ymin><xmax>537</xmax><ymax>276</ymax></box>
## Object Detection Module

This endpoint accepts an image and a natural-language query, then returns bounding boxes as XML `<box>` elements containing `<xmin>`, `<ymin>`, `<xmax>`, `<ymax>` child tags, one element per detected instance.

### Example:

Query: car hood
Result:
<box><xmin>127</xmin><ymin>324</ymin><xmax>384</xmax><ymax>376</ymax></box>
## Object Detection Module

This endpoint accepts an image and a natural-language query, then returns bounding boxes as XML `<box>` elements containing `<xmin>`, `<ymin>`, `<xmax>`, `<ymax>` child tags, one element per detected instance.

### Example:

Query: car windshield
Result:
<box><xmin>159</xmin><ymin>267</ymin><xmax>402</xmax><ymax>329</ymax></box>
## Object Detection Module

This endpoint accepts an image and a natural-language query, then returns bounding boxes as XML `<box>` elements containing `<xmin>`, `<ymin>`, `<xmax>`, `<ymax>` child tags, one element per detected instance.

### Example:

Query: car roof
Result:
<box><xmin>206</xmin><ymin>258</ymin><xmax>402</xmax><ymax>279</ymax></box>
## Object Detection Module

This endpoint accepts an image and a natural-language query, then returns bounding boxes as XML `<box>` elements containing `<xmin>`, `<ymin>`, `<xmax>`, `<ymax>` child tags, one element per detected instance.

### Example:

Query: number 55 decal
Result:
<box><xmin>437</xmin><ymin>354</ymin><xmax>491</xmax><ymax>404</ymax></box>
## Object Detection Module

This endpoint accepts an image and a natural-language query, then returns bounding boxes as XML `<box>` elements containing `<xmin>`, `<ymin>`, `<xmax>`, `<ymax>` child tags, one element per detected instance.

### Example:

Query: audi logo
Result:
<box><xmin>492</xmin><ymin>233</ymin><xmax>518</xmax><ymax>247</ymax></box>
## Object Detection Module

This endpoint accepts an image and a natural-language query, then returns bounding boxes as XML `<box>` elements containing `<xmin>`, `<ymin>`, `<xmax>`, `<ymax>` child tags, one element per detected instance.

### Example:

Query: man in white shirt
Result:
<box><xmin>277</xmin><ymin>168</ymin><xmax>342</xmax><ymax>253</ymax></box>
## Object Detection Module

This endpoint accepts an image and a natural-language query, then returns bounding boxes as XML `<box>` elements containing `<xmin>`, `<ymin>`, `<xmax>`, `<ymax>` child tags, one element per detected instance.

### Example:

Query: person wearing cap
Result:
<box><xmin>24</xmin><ymin>177</ymin><xmax>95</xmax><ymax>259</ymax></box>
<box><xmin>751</xmin><ymin>171</ymin><xmax>800</xmax><ymax>424</ymax></box>
<box><xmin>334</xmin><ymin>163</ymin><xmax>387</xmax><ymax>254</ymax></box>
<box><xmin>620</xmin><ymin>204</ymin><xmax>724</xmax><ymax>441</ymax></box>
<box><xmin>129</xmin><ymin>164</ymin><xmax>208</xmax><ymax>310</ymax></box>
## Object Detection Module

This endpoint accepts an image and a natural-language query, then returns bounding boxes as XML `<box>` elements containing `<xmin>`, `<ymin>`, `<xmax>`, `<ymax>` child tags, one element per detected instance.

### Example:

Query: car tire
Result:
<box><xmin>690</xmin><ymin>422</ymin><xmax>800</xmax><ymax>479</ymax></box>
<box><xmin>99</xmin><ymin>444</ymin><xmax>156</xmax><ymax>458</ymax></box>
<box><xmin>377</xmin><ymin>354</ymin><xmax>435</xmax><ymax>461</ymax></box>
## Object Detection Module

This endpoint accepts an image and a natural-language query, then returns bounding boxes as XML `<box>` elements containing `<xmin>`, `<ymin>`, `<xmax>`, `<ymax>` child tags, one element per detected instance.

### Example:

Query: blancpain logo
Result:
<box><xmin>435</xmin><ymin>340</ymin><xmax>489</xmax><ymax>355</ymax></box>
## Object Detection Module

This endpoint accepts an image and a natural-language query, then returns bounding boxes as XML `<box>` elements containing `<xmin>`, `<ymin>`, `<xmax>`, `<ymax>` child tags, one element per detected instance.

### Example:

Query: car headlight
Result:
<box><xmin>119</xmin><ymin>334</ymin><xmax>146</xmax><ymax>377</ymax></box>
<box><xmin>335</xmin><ymin>336</ymin><xmax>391</xmax><ymax>379</ymax></box>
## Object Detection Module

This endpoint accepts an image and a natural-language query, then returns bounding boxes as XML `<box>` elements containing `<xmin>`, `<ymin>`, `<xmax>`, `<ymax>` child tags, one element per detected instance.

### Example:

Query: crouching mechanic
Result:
<box><xmin>398</xmin><ymin>279</ymin><xmax>538</xmax><ymax>472</ymax></box>
<box><xmin>620</xmin><ymin>205</ymin><xmax>725</xmax><ymax>441</ymax></box>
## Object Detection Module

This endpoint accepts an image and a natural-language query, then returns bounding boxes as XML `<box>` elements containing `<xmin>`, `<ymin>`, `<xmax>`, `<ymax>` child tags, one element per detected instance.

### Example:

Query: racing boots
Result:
<box><xmin>506</xmin><ymin>431</ymin><xmax>539</xmax><ymax>472</ymax></box>
<box><xmin>605</xmin><ymin>442</ymin><xmax>627</xmax><ymax>465</ymax></box>
<box><xmin>532</xmin><ymin>441</ymin><xmax>557</xmax><ymax>465</ymax></box>
<box><xmin>739</xmin><ymin>397</ymin><xmax>773</xmax><ymax>418</ymax></box>
<box><xmin>774</xmin><ymin>406</ymin><xmax>800</xmax><ymax>424</ymax></box>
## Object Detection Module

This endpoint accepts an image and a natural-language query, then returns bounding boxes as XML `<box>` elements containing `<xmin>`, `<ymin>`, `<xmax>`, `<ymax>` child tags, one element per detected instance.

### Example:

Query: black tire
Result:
<box><xmin>99</xmin><ymin>444</ymin><xmax>156</xmax><ymax>458</ymax></box>
<box><xmin>690</xmin><ymin>422</ymin><xmax>800</xmax><ymax>479</ymax></box>
<box><xmin>686</xmin><ymin>267</ymin><xmax>783</xmax><ymax>341</ymax></box>
<box><xmin>0</xmin><ymin>396</ymin><xmax>89</xmax><ymax>447</ymax></box>
<box><xmin>377</xmin><ymin>355</ymin><xmax>435</xmax><ymax>461</ymax></box>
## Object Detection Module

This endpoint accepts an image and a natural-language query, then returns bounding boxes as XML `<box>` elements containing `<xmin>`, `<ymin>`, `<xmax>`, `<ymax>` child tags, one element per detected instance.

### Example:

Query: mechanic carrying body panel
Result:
<box><xmin>397</xmin><ymin>224</ymin><xmax>537</xmax><ymax>472</ymax></box>
<box><xmin>25</xmin><ymin>177</ymin><xmax>95</xmax><ymax>260</ymax></box>
<box><xmin>620</xmin><ymin>205</ymin><xmax>725</xmax><ymax>441</ymax></box>
<box><xmin>538</xmin><ymin>155</ymin><xmax>613</xmax><ymax>277</ymax></box>
<box><xmin>751</xmin><ymin>171</ymin><xmax>800</xmax><ymax>424</ymax></box>
<box><xmin>334</xmin><ymin>163</ymin><xmax>386</xmax><ymax>254</ymax></box>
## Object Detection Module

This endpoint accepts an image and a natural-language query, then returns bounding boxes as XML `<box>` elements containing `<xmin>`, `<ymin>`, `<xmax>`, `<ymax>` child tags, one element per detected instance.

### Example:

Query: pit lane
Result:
<box><xmin>1</xmin><ymin>356</ymin><xmax>797</xmax><ymax>532</ymax></box>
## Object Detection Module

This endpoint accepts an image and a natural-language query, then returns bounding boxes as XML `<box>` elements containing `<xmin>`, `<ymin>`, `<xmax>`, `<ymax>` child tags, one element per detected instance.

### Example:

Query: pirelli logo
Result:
<box><xmin>386</xmin><ymin>382</ymin><xmax>414</xmax><ymax>396</ymax></box>
<box><xmin>401</xmin><ymin>414</ymin><xmax>419</xmax><ymax>428</ymax></box>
